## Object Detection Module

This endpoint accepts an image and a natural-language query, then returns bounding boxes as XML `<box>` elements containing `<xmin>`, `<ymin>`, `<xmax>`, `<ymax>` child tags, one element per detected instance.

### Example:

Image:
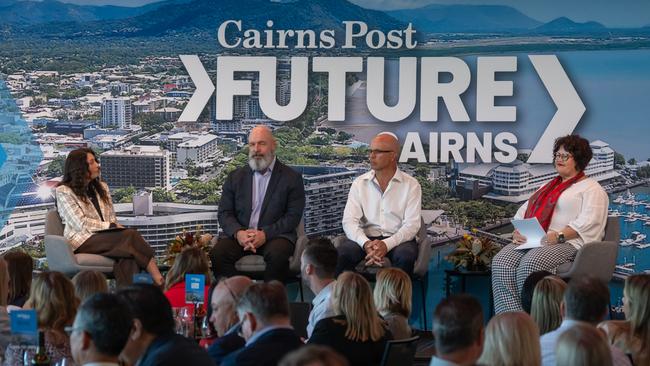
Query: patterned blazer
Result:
<box><xmin>54</xmin><ymin>182</ymin><xmax>117</xmax><ymax>250</ymax></box>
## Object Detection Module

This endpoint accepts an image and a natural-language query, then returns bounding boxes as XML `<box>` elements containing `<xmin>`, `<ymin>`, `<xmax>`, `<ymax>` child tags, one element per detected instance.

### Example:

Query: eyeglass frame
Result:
<box><xmin>368</xmin><ymin>149</ymin><xmax>395</xmax><ymax>156</ymax></box>
<box><xmin>553</xmin><ymin>152</ymin><xmax>573</xmax><ymax>161</ymax></box>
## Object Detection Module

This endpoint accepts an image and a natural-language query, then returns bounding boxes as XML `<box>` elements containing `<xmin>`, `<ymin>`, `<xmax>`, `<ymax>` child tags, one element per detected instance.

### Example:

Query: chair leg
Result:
<box><xmin>420</xmin><ymin>276</ymin><xmax>428</xmax><ymax>331</ymax></box>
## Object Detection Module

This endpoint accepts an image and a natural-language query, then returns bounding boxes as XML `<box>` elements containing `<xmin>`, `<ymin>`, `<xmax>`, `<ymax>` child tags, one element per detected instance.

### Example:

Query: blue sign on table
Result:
<box><xmin>10</xmin><ymin>309</ymin><xmax>37</xmax><ymax>343</ymax></box>
<box><xmin>185</xmin><ymin>274</ymin><xmax>205</xmax><ymax>304</ymax></box>
<box><xmin>133</xmin><ymin>273</ymin><xmax>154</xmax><ymax>284</ymax></box>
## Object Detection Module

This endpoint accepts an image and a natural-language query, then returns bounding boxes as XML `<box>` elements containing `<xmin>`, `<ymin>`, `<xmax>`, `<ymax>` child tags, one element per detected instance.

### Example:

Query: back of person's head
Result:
<box><xmin>280</xmin><ymin>345</ymin><xmax>349</xmax><ymax>366</ymax></box>
<box><xmin>478</xmin><ymin>311</ymin><xmax>541</xmax><ymax>366</ymax></box>
<box><xmin>432</xmin><ymin>294</ymin><xmax>484</xmax><ymax>356</ymax></box>
<box><xmin>0</xmin><ymin>258</ymin><xmax>9</xmax><ymax>306</ymax></box>
<box><xmin>74</xmin><ymin>293</ymin><xmax>133</xmax><ymax>357</ymax></box>
<box><xmin>237</xmin><ymin>281</ymin><xmax>289</xmax><ymax>325</ymax></box>
<box><xmin>564</xmin><ymin>277</ymin><xmax>609</xmax><ymax>324</ymax></box>
<box><xmin>302</xmin><ymin>238</ymin><xmax>338</xmax><ymax>280</ymax></box>
<box><xmin>373</xmin><ymin>267</ymin><xmax>412</xmax><ymax>318</ymax></box>
<box><xmin>521</xmin><ymin>270</ymin><xmax>553</xmax><ymax>314</ymax></box>
<box><xmin>624</xmin><ymin>274</ymin><xmax>650</xmax><ymax>354</ymax></box>
<box><xmin>531</xmin><ymin>276</ymin><xmax>567</xmax><ymax>334</ymax></box>
<box><xmin>2</xmin><ymin>250</ymin><xmax>32</xmax><ymax>306</ymax></box>
<box><xmin>164</xmin><ymin>247</ymin><xmax>211</xmax><ymax>291</ymax></box>
<box><xmin>72</xmin><ymin>271</ymin><xmax>108</xmax><ymax>303</ymax></box>
<box><xmin>29</xmin><ymin>271</ymin><xmax>78</xmax><ymax>331</ymax></box>
<box><xmin>556</xmin><ymin>323</ymin><xmax>612</xmax><ymax>366</ymax></box>
<box><xmin>331</xmin><ymin>272</ymin><xmax>385</xmax><ymax>342</ymax></box>
<box><xmin>116</xmin><ymin>284</ymin><xmax>174</xmax><ymax>336</ymax></box>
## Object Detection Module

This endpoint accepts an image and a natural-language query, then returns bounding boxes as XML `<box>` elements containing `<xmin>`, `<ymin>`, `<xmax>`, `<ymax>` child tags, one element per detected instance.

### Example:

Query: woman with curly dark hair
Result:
<box><xmin>492</xmin><ymin>135</ymin><xmax>608</xmax><ymax>313</ymax></box>
<box><xmin>54</xmin><ymin>148</ymin><xmax>163</xmax><ymax>286</ymax></box>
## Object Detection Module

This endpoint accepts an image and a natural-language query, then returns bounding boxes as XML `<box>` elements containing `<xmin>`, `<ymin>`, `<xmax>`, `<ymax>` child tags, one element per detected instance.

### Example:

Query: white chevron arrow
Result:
<box><xmin>526</xmin><ymin>55</ymin><xmax>586</xmax><ymax>164</ymax></box>
<box><xmin>178</xmin><ymin>55</ymin><xmax>215</xmax><ymax>122</ymax></box>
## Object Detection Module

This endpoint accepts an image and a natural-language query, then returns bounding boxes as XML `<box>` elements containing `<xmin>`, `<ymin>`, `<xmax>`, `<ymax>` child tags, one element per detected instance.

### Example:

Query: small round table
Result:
<box><xmin>444</xmin><ymin>269</ymin><xmax>494</xmax><ymax>316</ymax></box>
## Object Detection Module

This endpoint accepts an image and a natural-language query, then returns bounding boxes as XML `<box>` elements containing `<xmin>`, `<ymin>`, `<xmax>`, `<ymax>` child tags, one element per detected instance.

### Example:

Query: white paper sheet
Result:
<box><xmin>511</xmin><ymin>218</ymin><xmax>547</xmax><ymax>250</ymax></box>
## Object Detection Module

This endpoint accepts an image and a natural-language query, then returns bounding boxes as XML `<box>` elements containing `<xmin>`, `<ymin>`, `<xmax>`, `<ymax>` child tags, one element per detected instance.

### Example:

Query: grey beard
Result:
<box><xmin>248</xmin><ymin>154</ymin><xmax>274</xmax><ymax>172</ymax></box>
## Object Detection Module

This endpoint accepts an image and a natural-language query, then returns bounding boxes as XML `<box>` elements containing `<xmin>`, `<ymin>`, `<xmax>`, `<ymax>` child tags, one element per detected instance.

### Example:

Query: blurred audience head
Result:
<box><xmin>209</xmin><ymin>275</ymin><xmax>252</xmax><ymax>337</ymax></box>
<box><xmin>164</xmin><ymin>247</ymin><xmax>211</xmax><ymax>291</ymax></box>
<box><xmin>3</xmin><ymin>250</ymin><xmax>32</xmax><ymax>307</ymax></box>
<box><xmin>521</xmin><ymin>270</ymin><xmax>553</xmax><ymax>314</ymax></box>
<box><xmin>70</xmin><ymin>293</ymin><xmax>133</xmax><ymax>365</ymax></box>
<box><xmin>531</xmin><ymin>276</ymin><xmax>567</xmax><ymax>334</ymax></box>
<box><xmin>28</xmin><ymin>271</ymin><xmax>78</xmax><ymax>331</ymax></box>
<box><xmin>373</xmin><ymin>267</ymin><xmax>412</xmax><ymax>318</ymax></box>
<box><xmin>72</xmin><ymin>270</ymin><xmax>108</xmax><ymax>303</ymax></box>
<box><xmin>301</xmin><ymin>238</ymin><xmax>338</xmax><ymax>287</ymax></box>
<box><xmin>563</xmin><ymin>277</ymin><xmax>609</xmax><ymax>324</ymax></box>
<box><xmin>478</xmin><ymin>311</ymin><xmax>541</xmax><ymax>366</ymax></box>
<box><xmin>280</xmin><ymin>345</ymin><xmax>349</xmax><ymax>366</ymax></box>
<box><xmin>623</xmin><ymin>274</ymin><xmax>650</xmax><ymax>354</ymax></box>
<box><xmin>432</xmin><ymin>294</ymin><xmax>484</xmax><ymax>365</ymax></box>
<box><xmin>556</xmin><ymin>323</ymin><xmax>613</xmax><ymax>366</ymax></box>
<box><xmin>236</xmin><ymin>281</ymin><xmax>290</xmax><ymax>341</ymax></box>
<box><xmin>331</xmin><ymin>272</ymin><xmax>385</xmax><ymax>342</ymax></box>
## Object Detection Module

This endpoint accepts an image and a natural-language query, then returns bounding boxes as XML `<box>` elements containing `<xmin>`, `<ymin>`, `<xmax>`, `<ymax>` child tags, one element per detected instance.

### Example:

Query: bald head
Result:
<box><xmin>221</xmin><ymin>275</ymin><xmax>253</xmax><ymax>299</ymax></box>
<box><xmin>372</xmin><ymin>133</ymin><xmax>400</xmax><ymax>153</ymax></box>
<box><xmin>249</xmin><ymin>125</ymin><xmax>275</xmax><ymax>144</ymax></box>
<box><xmin>248</xmin><ymin>125</ymin><xmax>277</xmax><ymax>172</ymax></box>
<box><xmin>369</xmin><ymin>133</ymin><xmax>400</xmax><ymax>172</ymax></box>
<box><xmin>210</xmin><ymin>276</ymin><xmax>253</xmax><ymax>336</ymax></box>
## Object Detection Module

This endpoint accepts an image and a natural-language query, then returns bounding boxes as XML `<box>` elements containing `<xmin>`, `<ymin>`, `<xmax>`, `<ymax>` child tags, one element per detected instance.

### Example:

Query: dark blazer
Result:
<box><xmin>308</xmin><ymin>315</ymin><xmax>392</xmax><ymax>366</ymax></box>
<box><xmin>207</xmin><ymin>331</ymin><xmax>245</xmax><ymax>365</ymax></box>
<box><xmin>218</xmin><ymin>160</ymin><xmax>305</xmax><ymax>243</ymax></box>
<box><xmin>220</xmin><ymin>328</ymin><xmax>303</xmax><ymax>366</ymax></box>
<box><xmin>138</xmin><ymin>332</ymin><xmax>215</xmax><ymax>366</ymax></box>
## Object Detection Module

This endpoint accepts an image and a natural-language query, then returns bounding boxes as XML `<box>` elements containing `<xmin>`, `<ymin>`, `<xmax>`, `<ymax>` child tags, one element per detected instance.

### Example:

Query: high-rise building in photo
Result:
<box><xmin>101</xmin><ymin>97</ymin><xmax>132</xmax><ymax>129</ymax></box>
<box><xmin>101</xmin><ymin>146</ymin><xmax>171</xmax><ymax>190</ymax></box>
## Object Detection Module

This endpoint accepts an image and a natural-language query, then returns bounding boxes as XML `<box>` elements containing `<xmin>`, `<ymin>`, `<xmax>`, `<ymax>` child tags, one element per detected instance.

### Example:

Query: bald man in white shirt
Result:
<box><xmin>337</xmin><ymin>133</ymin><xmax>422</xmax><ymax>275</ymax></box>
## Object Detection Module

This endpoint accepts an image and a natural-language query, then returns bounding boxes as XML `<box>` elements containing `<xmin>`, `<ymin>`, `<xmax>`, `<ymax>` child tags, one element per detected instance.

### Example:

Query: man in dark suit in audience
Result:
<box><xmin>221</xmin><ymin>281</ymin><xmax>302</xmax><ymax>366</ymax></box>
<box><xmin>207</xmin><ymin>276</ymin><xmax>253</xmax><ymax>364</ymax></box>
<box><xmin>211</xmin><ymin>125</ymin><xmax>306</xmax><ymax>282</ymax></box>
<box><xmin>117</xmin><ymin>284</ymin><xmax>214</xmax><ymax>366</ymax></box>
<box><xmin>430</xmin><ymin>294</ymin><xmax>484</xmax><ymax>366</ymax></box>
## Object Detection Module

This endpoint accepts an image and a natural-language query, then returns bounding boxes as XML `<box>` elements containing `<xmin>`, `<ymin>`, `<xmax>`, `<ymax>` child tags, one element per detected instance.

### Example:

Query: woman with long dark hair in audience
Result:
<box><xmin>309</xmin><ymin>271</ymin><xmax>391</xmax><ymax>366</ymax></box>
<box><xmin>599</xmin><ymin>274</ymin><xmax>650</xmax><ymax>365</ymax></box>
<box><xmin>373</xmin><ymin>267</ymin><xmax>412</xmax><ymax>340</ymax></box>
<box><xmin>164</xmin><ymin>247</ymin><xmax>212</xmax><ymax>311</ymax></box>
<box><xmin>531</xmin><ymin>275</ymin><xmax>567</xmax><ymax>335</ymax></box>
<box><xmin>478</xmin><ymin>311</ymin><xmax>541</xmax><ymax>366</ymax></box>
<box><xmin>492</xmin><ymin>135</ymin><xmax>609</xmax><ymax>313</ymax></box>
<box><xmin>4</xmin><ymin>271</ymin><xmax>79</xmax><ymax>365</ymax></box>
<box><xmin>2</xmin><ymin>251</ymin><xmax>32</xmax><ymax>307</ymax></box>
<box><xmin>55</xmin><ymin>148</ymin><xmax>163</xmax><ymax>286</ymax></box>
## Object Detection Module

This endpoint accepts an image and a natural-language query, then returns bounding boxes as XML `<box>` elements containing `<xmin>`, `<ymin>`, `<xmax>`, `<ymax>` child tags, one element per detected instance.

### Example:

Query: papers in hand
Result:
<box><xmin>511</xmin><ymin>218</ymin><xmax>547</xmax><ymax>250</ymax></box>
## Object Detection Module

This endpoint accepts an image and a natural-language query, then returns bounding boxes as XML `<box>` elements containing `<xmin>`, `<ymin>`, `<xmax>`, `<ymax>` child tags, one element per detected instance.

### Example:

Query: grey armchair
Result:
<box><xmin>555</xmin><ymin>216</ymin><xmax>620</xmax><ymax>283</ymax></box>
<box><xmin>44</xmin><ymin>209</ymin><xmax>114</xmax><ymax>277</ymax></box>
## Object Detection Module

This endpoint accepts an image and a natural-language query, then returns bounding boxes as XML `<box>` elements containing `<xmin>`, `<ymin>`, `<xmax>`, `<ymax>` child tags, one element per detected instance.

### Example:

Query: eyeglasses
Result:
<box><xmin>64</xmin><ymin>326</ymin><xmax>83</xmax><ymax>336</ymax></box>
<box><xmin>554</xmin><ymin>152</ymin><xmax>573</xmax><ymax>161</ymax></box>
<box><xmin>368</xmin><ymin>149</ymin><xmax>394</xmax><ymax>156</ymax></box>
<box><xmin>222</xmin><ymin>279</ymin><xmax>239</xmax><ymax>303</ymax></box>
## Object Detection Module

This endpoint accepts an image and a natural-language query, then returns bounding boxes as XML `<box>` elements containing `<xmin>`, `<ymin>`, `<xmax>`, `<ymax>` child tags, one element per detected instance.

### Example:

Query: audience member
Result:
<box><xmin>207</xmin><ymin>276</ymin><xmax>253</xmax><ymax>365</ymax></box>
<box><xmin>556</xmin><ymin>322</ymin><xmax>613</xmax><ymax>366</ymax></box>
<box><xmin>301</xmin><ymin>238</ymin><xmax>337</xmax><ymax>338</ymax></box>
<box><xmin>72</xmin><ymin>270</ymin><xmax>108</xmax><ymax>303</ymax></box>
<box><xmin>5</xmin><ymin>271</ymin><xmax>78</xmax><ymax>365</ymax></box>
<box><xmin>280</xmin><ymin>345</ymin><xmax>349</xmax><ymax>366</ymax></box>
<box><xmin>430</xmin><ymin>294</ymin><xmax>484</xmax><ymax>366</ymax></box>
<box><xmin>521</xmin><ymin>270</ymin><xmax>553</xmax><ymax>314</ymax></box>
<box><xmin>540</xmin><ymin>277</ymin><xmax>630</xmax><ymax>366</ymax></box>
<box><xmin>164</xmin><ymin>247</ymin><xmax>212</xmax><ymax>311</ymax></box>
<box><xmin>309</xmin><ymin>272</ymin><xmax>391</xmax><ymax>366</ymax></box>
<box><xmin>0</xmin><ymin>258</ymin><xmax>12</xmax><ymax>356</ymax></box>
<box><xmin>70</xmin><ymin>293</ymin><xmax>133</xmax><ymax>366</ymax></box>
<box><xmin>222</xmin><ymin>281</ymin><xmax>302</xmax><ymax>366</ymax></box>
<box><xmin>211</xmin><ymin>125</ymin><xmax>306</xmax><ymax>282</ymax></box>
<box><xmin>531</xmin><ymin>275</ymin><xmax>567</xmax><ymax>334</ymax></box>
<box><xmin>599</xmin><ymin>273</ymin><xmax>650</xmax><ymax>366</ymax></box>
<box><xmin>117</xmin><ymin>284</ymin><xmax>213</xmax><ymax>366</ymax></box>
<box><xmin>338</xmin><ymin>132</ymin><xmax>421</xmax><ymax>275</ymax></box>
<box><xmin>373</xmin><ymin>267</ymin><xmax>413</xmax><ymax>340</ymax></box>
<box><xmin>2</xmin><ymin>250</ymin><xmax>32</xmax><ymax>307</ymax></box>
<box><xmin>478</xmin><ymin>311</ymin><xmax>541</xmax><ymax>366</ymax></box>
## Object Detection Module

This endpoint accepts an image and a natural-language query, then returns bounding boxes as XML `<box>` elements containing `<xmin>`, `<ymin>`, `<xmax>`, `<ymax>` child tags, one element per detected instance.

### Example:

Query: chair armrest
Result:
<box><xmin>413</xmin><ymin>218</ymin><xmax>432</xmax><ymax>278</ymax></box>
<box><xmin>563</xmin><ymin>241</ymin><xmax>618</xmax><ymax>282</ymax></box>
<box><xmin>44</xmin><ymin>235</ymin><xmax>78</xmax><ymax>274</ymax></box>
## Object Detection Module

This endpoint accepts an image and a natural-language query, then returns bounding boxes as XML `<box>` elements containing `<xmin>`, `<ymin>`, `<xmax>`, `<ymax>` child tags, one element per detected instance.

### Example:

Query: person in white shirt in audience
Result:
<box><xmin>539</xmin><ymin>277</ymin><xmax>631</xmax><ymax>366</ymax></box>
<box><xmin>300</xmin><ymin>238</ymin><xmax>337</xmax><ymax>338</ymax></box>
<box><xmin>430</xmin><ymin>294</ymin><xmax>484</xmax><ymax>366</ymax></box>
<box><xmin>338</xmin><ymin>132</ymin><xmax>421</xmax><ymax>275</ymax></box>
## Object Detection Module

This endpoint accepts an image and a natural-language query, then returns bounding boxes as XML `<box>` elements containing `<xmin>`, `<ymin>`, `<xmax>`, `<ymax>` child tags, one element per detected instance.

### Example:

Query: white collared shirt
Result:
<box><xmin>342</xmin><ymin>168</ymin><xmax>421</xmax><ymax>252</ymax></box>
<box><xmin>307</xmin><ymin>280</ymin><xmax>336</xmax><ymax>338</ymax></box>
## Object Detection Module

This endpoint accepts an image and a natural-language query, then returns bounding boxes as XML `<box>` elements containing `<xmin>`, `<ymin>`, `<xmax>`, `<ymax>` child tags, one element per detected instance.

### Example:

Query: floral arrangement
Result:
<box><xmin>163</xmin><ymin>226</ymin><xmax>213</xmax><ymax>266</ymax></box>
<box><xmin>445</xmin><ymin>232</ymin><xmax>500</xmax><ymax>271</ymax></box>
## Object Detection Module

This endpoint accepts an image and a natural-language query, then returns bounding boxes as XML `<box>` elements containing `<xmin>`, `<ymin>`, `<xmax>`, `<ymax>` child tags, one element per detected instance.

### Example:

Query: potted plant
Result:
<box><xmin>445</xmin><ymin>232</ymin><xmax>501</xmax><ymax>272</ymax></box>
<box><xmin>163</xmin><ymin>226</ymin><xmax>213</xmax><ymax>266</ymax></box>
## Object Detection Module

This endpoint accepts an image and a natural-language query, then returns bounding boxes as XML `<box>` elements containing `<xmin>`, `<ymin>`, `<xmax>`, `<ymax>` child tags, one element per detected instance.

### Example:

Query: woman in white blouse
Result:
<box><xmin>492</xmin><ymin>135</ymin><xmax>609</xmax><ymax>313</ymax></box>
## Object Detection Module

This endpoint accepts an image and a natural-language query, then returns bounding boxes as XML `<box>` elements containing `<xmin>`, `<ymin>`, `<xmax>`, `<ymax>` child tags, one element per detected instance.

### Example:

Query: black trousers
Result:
<box><xmin>76</xmin><ymin>228</ymin><xmax>154</xmax><ymax>287</ymax></box>
<box><xmin>210</xmin><ymin>237</ymin><xmax>294</xmax><ymax>282</ymax></box>
<box><xmin>335</xmin><ymin>237</ymin><xmax>419</xmax><ymax>276</ymax></box>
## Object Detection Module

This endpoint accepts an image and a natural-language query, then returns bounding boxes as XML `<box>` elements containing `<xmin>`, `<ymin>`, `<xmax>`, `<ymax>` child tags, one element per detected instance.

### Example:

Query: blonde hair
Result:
<box><xmin>28</xmin><ymin>271</ymin><xmax>78</xmax><ymax>331</ymax></box>
<box><xmin>332</xmin><ymin>272</ymin><xmax>386</xmax><ymax>342</ymax></box>
<box><xmin>478</xmin><ymin>311</ymin><xmax>541</xmax><ymax>366</ymax></box>
<box><xmin>165</xmin><ymin>247</ymin><xmax>212</xmax><ymax>291</ymax></box>
<box><xmin>531</xmin><ymin>276</ymin><xmax>567</xmax><ymax>334</ymax></box>
<box><xmin>0</xmin><ymin>258</ymin><xmax>9</xmax><ymax>307</ymax></box>
<box><xmin>556</xmin><ymin>323</ymin><xmax>612</xmax><ymax>366</ymax></box>
<box><xmin>72</xmin><ymin>270</ymin><xmax>108</xmax><ymax>303</ymax></box>
<box><xmin>373</xmin><ymin>267</ymin><xmax>412</xmax><ymax>318</ymax></box>
<box><xmin>624</xmin><ymin>274</ymin><xmax>650</xmax><ymax>356</ymax></box>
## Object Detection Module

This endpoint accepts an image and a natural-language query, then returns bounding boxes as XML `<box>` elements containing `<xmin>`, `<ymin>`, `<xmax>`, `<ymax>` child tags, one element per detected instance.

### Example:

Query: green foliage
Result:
<box><xmin>151</xmin><ymin>188</ymin><xmax>177</xmax><ymax>202</ymax></box>
<box><xmin>0</xmin><ymin>133</ymin><xmax>28</xmax><ymax>144</ymax></box>
<box><xmin>134</xmin><ymin>113</ymin><xmax>166</xmax><ymax>133</ymax></box>
<box><xmin>112</xmin><ymin>186</ymin><xmax>137</xmax><ymax>203</ymax></box>
<box><xmin>176</xmin><ymin>178</ymin><xmax>220</xmax><ymax>204</ymax></box>
<box><xmin>614</xmin><ymin>152</ymin><xmax>626</xmax><ymax>167</ymax></box>
<box><xmin>636</xmin><ymin>165</ymin><xmax>650</xmax><ymax>178</ymax></box>
<box><xmin>44</xmin><ymin>155</ymin><xmax>66</xmax><ymax>178</ymax></box>
<box><xmin>628</xmin><ymin>158</ymin><xmax>637</xmax><ymax>165</ymax></box>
